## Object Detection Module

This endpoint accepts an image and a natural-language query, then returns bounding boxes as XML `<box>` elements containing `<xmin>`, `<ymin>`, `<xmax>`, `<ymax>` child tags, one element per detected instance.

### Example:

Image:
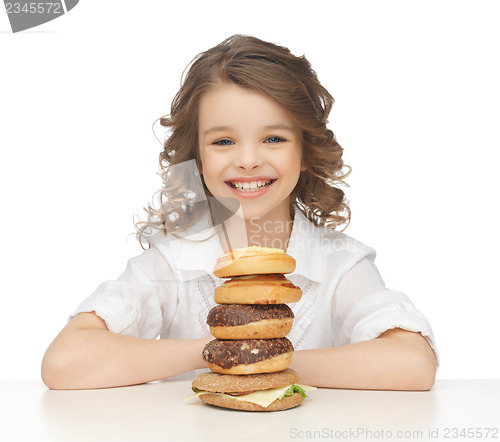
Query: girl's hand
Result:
<box><xmin>290</xmin><ymin>328</ymin><xmax>436</xmax><ymax>390</ymax></box>
<box><xmin>42</xmin><ymin>313</ymin><xmax>215</xmax><ymax>389</ymax></box>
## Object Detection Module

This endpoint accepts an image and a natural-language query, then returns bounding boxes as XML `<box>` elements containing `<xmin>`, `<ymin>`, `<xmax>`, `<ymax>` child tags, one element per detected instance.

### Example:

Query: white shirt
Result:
<box><xmin>72</xmin><ymin>208</ymin><xmax>439</xmax><ymax>375</ymax></box>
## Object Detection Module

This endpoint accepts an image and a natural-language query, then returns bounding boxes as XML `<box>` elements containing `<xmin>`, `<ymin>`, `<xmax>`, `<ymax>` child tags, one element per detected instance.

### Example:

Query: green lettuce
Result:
<box><xmin>278</xmin><ymin>384</ymin><xmax>308</xmax><ymax>400</ymax></box>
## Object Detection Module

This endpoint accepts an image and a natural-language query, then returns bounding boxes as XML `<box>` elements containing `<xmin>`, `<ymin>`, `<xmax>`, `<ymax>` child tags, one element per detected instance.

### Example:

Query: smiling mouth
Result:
<box><xmin>225</xmin><ymin>179</ymin><xmax>277</xmax><ymax>192</ymax></box>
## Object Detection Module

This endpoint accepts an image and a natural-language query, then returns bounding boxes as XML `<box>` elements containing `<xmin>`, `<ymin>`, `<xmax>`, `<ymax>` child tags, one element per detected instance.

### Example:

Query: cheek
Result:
<box><xmin>281</xmin><ymin>149</ymin><xmax>303</xmax><ymax>179</ymax></box>
<box><xmin>199</xmin><ymin>149</ymin><xmax>211</xmax><ymax>177</ymax></box>
<box><xmin>199</xmin><ymin>150</ymin><xmax>221</xmax><ymax>189</ymax></box>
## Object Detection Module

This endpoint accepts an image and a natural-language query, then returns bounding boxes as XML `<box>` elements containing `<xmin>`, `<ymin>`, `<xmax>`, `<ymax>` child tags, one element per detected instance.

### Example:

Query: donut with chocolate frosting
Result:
<box><xmin>203</xmin><ymin>338</ymin><xmax>294</xmax><ymax>375</ymax></box>
<box><xmin>207</xmin><ymin>304</ymin><xmax>294</xmax><ymax>339</ymax></box>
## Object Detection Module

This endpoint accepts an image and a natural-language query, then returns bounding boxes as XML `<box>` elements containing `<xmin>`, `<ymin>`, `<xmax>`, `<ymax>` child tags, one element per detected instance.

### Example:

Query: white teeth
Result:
<box><xmin>229</xmin><ymin>179</ymin><xmax>274</xmax><ymax>192</ymax></box>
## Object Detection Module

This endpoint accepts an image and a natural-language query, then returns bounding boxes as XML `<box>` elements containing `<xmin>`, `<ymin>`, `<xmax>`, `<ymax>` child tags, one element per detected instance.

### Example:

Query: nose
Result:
<box><xmin>234</xmin><ymin>143</ymin><xmax>262</xmax><ymax>170</ymax></box>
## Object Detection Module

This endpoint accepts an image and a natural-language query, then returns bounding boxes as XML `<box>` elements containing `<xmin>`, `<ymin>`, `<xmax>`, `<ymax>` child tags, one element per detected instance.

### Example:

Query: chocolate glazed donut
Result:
<box><xmin>207</xmin><ymin>304</ymin><xmax>294</xmax><ymax>339</ymax></box>
<box><xmin>203</xmin><ymin>338</ymin><xmax>294</xmax><ymax>375</ymax></box>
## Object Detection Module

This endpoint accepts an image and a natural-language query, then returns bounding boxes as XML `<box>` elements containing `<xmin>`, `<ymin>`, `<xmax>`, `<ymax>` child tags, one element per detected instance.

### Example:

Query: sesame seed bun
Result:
<box><xmin>192</xmin><ymin>368</ymin><xmax>300</xmax><ymax>393</ymax></box>
<box><xmin>192</xmin><ymin>369</ymin><xmax>303</xmax><ymax>412</ymax></box>
<box><xmin>199</xmin><ymin>391</ymin><xmax>304</xmax><ymax>411</ymax></box>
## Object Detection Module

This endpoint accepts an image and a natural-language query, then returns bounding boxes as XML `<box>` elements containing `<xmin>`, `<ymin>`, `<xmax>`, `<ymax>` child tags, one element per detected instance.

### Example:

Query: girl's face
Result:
<box><xmin>198</xmin><ymin>83</ymin><xmax>306</xmax><ymax>222</ymax></box>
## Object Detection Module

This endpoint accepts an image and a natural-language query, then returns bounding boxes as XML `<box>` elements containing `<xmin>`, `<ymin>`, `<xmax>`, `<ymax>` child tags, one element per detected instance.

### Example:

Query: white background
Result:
<box><xmin>1</xmin><ymin>0</ymin><xmax>499</xmax><ymax>381</ymax></box>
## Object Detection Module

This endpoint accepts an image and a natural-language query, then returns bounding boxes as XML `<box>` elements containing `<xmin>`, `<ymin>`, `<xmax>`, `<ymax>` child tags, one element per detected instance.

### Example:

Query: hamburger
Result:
<box><xmin>187</xmin><ymin>368</ymin><xmax>313</xmax><ymax>411</ymax></box>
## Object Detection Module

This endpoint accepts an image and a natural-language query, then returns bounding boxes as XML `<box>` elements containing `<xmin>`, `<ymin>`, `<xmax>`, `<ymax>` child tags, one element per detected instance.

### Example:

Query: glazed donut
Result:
<box><xmin>207</xmin><ymin>304</ymin><xmax>294</xmax><ymax>340</ymax></box>
<box><xmin>202</xmin><ymin>338</ymin><xmax>294</xmax><ymax>375</ymax></box>
<box><xmin>214</xmin><ymin>274</ymin><xmax>302</xmax><ymax>305</ymax></box>
<box><xmin>213</xmin><ymin>246</ymin><xmax>296</xmax><ymax>278</ymax></box>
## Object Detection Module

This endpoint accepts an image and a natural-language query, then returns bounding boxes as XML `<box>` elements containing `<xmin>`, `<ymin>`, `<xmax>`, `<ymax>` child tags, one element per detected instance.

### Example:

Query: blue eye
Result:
<box><xmin>214</xmin><ymin>139</ymin><xmax>234</xmax><ymax>146</ymax></box>
<box><xmin>265</xmin><ymin>136</ymin><xmax>286</xmax><ymax>143</ymax></box>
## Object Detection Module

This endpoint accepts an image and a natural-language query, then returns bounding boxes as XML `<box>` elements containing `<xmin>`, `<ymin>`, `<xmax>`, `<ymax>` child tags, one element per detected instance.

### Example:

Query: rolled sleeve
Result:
<box><xmin>70</xmin><ymin>247</ymin><xmax>178</xmax><ymax>339</ymax></box>
<box><xmin>333</xmin><ymin>256</ymin><xmax>439</xmax><ymax>366</ymax></box>
<box><xmin>342</xmin><ymin>290</ymin><xmax>439</xmax><ymax>365</ymax></box>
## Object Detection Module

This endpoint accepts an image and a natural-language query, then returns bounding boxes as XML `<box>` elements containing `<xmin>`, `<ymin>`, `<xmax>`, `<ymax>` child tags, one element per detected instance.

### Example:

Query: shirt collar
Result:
<box><xmin>286</xmin><ymin>208</ymin><xmax>324</xmax><ymax>283</ymax></box>
<box><xmin>151</xmin><ymin>207</ymin><xmax>324</xmax><ymax>283</ymax></box>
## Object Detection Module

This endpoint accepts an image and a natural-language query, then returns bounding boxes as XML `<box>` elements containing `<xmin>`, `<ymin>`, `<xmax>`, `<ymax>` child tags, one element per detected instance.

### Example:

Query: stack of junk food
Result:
<box><xmin>188</xmin><ymin>246</ymin><xmax>315</xmax><ymax>411</ymax></box>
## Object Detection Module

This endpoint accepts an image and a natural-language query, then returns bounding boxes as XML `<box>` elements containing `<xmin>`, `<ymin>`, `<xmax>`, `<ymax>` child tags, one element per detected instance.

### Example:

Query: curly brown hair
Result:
<box><xmin>135</xmin><ymin>35</ymin><xmax>350</xmax><ymax>247</ymax></box>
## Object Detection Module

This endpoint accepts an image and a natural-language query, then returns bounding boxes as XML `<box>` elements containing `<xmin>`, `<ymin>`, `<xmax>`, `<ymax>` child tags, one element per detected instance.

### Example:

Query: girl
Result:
<box><xmin>41</xmin><ymin>35</ymin><xmax>438</xmax><ymax>390</ymax></box>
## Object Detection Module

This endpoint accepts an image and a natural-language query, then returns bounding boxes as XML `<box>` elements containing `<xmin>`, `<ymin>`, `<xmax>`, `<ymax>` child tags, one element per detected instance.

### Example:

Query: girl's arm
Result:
<box><xmin>41</xmin><ymin>312</ymin><xmax>212</xmax><ymax>390</ymax></box>
<box><xmin>289</xmin><ymin>328</ymin><xmax>437</xmax><ymax>390</ymax></box>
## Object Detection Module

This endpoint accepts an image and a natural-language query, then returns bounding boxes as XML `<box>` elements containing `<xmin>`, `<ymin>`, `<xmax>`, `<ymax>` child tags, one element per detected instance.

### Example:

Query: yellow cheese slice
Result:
<box><xmin>185</xmin><ymin>384</ymin><xmax>316</xmax><ymax>409</ymax></box>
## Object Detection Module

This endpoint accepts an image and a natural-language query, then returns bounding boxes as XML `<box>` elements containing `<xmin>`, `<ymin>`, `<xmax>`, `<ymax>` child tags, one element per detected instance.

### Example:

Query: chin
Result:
<box><xmin>237</xmin><ymin>206</ymin><xmax>275</xmax><ymax>221</ymax></box>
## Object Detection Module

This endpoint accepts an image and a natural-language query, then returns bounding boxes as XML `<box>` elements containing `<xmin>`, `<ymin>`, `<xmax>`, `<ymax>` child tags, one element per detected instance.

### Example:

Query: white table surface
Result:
<box><xmin>1</xmin><ymin>379</ymin><xmax>499</xmax><ymax>442</ymax></box>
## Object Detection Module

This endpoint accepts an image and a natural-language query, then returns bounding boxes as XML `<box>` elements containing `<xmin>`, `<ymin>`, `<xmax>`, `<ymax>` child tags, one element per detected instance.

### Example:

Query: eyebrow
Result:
<box><xmin>203</xmin><ymin>124</ymin><xmax>295</xmax><ymax>136</ymax></box>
